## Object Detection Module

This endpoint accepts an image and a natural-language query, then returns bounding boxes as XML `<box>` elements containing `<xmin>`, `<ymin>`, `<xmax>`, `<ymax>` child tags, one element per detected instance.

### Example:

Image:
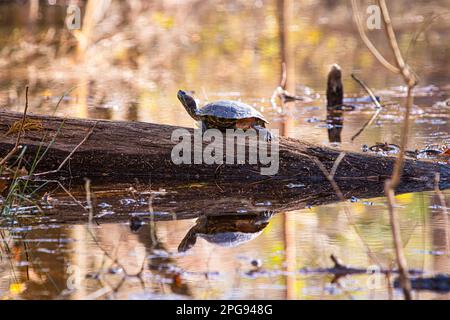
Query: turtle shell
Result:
<box><xmin>198</xmin><ymin>100</ymin><xmax>268</xmax><ymax>123</ymax></box>
<box><xmin>199</xmin><ymin>231</ymin><xmax>264</xmax><ymax>248</ymax></box>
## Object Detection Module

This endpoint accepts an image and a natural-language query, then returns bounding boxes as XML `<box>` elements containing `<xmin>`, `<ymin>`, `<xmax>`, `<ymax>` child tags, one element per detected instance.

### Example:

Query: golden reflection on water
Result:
<box><xmin>1</xmin><ymin>191</ymin><xmax>449</xmax><ymax>300</ymax></box>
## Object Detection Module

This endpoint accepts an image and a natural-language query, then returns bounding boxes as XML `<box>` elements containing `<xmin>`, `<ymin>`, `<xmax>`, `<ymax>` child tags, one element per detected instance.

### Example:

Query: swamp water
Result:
<box><xmin>0</xmin><ymin>1</ymin><xmax>449</xmax><ymax>299</ymax></box>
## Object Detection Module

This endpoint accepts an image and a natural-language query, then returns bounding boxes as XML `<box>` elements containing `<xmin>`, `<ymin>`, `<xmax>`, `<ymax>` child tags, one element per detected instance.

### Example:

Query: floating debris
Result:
<box><xmin>108</xmin><ymin>266</ymin><xmax>124</xmax><ymax>275</ymax></box>
<box><xmin>306</xmin><ymin>117</ymin><xmax>322</xmax><ymax>123</ymax></box>
<box><xmin>132</xmin><ymin>211</ymin><xmax>171</xmax><ymax>217</ymax></box>
<box><xmin>395</xmin><ymin>274</ymin><xmax>450</xmax><ymax>293</ymax></box>
<box><xmin>97</xmin><ymin>202</ymin><xmax>112</xmax><ymax>208</ymax></box>
<box><xmin>36</xmin><ymin>248</ymin><xmax>57</xmax><ymax>254</ymax></box>
<box><xmin>94</xmin><ymin>210</ymin><xmax>115</xmax><ymax>218</ymax></box>
<box><xmin>129</xmin><ymin>216</ymin><xmax>144</xmax><ymax>232</ymax></box>
<box><xmin>85</xmin><ymin>272</ymin><xmax>101</xmax><ymax>280</ymax></box>
<box><xmin>255</xmin><ymin>201</ymin><xmax>272</xmax><ymax>206</ymax></box>
<box><xmin>410</xmin><ymin>249</ymin><xmax>446</xmax><ymax>256</ymax></box>
<box><xmin>251</xmin><ymin>259</ymin><xmax>262</xmax><ymax>268</ymax></box>
<box><xmin>432</xmin><ymin>98</ymin><xmax>450</xmax><ymax>109</ymax></box>
<box><xmin>286</xmin><ymin>183</ymin><xmax>305</xmax><ymax>189</ymax></box>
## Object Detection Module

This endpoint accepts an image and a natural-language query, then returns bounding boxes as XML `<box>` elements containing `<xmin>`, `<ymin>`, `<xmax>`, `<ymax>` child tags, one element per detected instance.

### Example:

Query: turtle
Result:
<box><xmin>177</xmin><ymin>211</ymin><xmax>273</xmax><ymax>252</ymax></box>
<box><xmin>177</xmin><ymin>90</ymin><xmax>272</xmax><ymax>141</ymax></box>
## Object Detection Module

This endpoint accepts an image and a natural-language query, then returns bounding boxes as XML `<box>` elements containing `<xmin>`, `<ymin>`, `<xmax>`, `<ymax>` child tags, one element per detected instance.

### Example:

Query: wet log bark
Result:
<box><xmin>0</xmin><ymin>110</ymin><xmax>449</xmax><ymax>189</ymax></box>
<box><xmin>3</xmin><ymin>178</ymin><xmax>442</xmax><ymax>226</ymax></box>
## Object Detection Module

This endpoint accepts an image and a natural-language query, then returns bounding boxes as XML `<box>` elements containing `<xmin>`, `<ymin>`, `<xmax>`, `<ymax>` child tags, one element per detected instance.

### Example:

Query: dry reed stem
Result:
<box><xmin>384</xmin><ymin>181</ymin><xmax>412</xmax><ymax>299</ymax></box>
<box><xmin>378</xmin><ymin>0</ymin><xmax>417</xmax><ymax>300</ymax></box>
<box><xmin>352</xmin><ymin>0</ymin><xmax>418</xmax><ymax>299</ymax></box>
<box><xmin>350</xmin><ymin>0</ymin><xmax>400</xmax><ymax>74</ymax></box>
<box><xmin>350</xmin><ymin>74</ymin><xmax>383</xmax><ymax>141</ymax></box>
<box><xmin>434</xmin><ymin>173</ymin><xmax>450</xmax><ymax>255</ymax></box>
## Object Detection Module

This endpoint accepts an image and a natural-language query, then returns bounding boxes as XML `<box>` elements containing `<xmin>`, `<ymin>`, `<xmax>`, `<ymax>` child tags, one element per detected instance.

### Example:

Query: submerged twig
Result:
<box><xmin>271</xmin><ymin>62</ymin><xmax>305</xmax><ymax>111</ymax></box>
<box><xmin>350</xmin><ymin>74</ymin><xmax>383</xmax><ymax>141</ymax></box>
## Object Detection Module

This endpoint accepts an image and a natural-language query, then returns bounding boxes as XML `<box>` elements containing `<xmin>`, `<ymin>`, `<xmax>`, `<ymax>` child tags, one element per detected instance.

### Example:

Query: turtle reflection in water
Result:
<box><xmin>178</xmin><ymin>211</ymin><xmax>274</xmax><ymax>252</ymax></box>
<box><xmin>177</xmin><ymin>90</ymin><xmax>272</xmax><ymax>141</ymax></box>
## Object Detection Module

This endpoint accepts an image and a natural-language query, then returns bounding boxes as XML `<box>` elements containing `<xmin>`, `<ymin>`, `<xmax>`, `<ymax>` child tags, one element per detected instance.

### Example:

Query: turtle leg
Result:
<box><xmin>261</xmin><ymin>210</ymin><xmax>274</xmax><ymax>221</ymax></box>
<box><xmin>201</xmin><ymin>121</ymin><xmax>208</xmax><ymax>133</ymax></box>
<box><xmin>253</xmin><ymin>125</ymin><xmax>272</xmax><ymax>142</ymax></box>
<box><xmin>178</xmin><ymin>227</ymin><xmax>198</xmax><ymax>252</ymax></box>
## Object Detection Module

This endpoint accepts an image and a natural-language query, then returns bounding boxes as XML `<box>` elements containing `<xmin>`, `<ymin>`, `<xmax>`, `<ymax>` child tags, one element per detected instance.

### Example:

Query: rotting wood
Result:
<box><xmin>0</xmin><ymin>110</ymin><xmax>448</xmax><ymax>188</ymax></box>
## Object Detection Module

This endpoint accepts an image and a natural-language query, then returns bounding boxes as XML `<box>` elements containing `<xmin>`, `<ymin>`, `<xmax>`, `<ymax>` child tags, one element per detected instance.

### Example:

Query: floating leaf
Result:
<box><xmin>9</xmin><ymin>283</ymin><xmax>26</xmax><ymax>295</ymax></box>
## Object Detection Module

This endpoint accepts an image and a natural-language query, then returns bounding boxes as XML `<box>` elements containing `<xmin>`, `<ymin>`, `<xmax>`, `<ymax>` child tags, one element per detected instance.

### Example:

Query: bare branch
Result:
<box><xmin>23</xmin><ymin>121</ymin><xmax>98</xmax><ymax>179</ymax></box>
<box><xmin>434</xmin><ymin>173</ymin><xmax>450</xmax><ymax>255</ymax></box>
<box><xmin>350</xmin><ymin>0</ymin><xmax>400</xmax><ymax>74</ymax></box>
<box><xmin>378</xmin><ymin>0</ymin><xmax>417</xmax><ymax>87</ymax></box>
<box><xmin>0</xmin><ymin>86</ymin><xmax>30</xmax><ymax>167</ymax></box>
<box><xmin>353</xmin><ymin>0</ymin><xmax>418</xmax><ymax>300</ymax></box>
<box><xmin>350</xmin><ymin>74</ymin><xmax>383</xmax><ymax>141</ymax></box>
<box><xmin>385</xmin><ymin>180</ymin><xmax>412</xmax><ymax>300</ymax></box>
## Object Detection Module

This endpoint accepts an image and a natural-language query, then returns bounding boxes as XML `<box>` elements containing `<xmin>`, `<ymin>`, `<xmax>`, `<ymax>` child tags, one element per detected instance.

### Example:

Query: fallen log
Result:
<box><xmin>0</xmin><ymin>110</ymin><xmax>449</xmax><ymax>189</ymax></box>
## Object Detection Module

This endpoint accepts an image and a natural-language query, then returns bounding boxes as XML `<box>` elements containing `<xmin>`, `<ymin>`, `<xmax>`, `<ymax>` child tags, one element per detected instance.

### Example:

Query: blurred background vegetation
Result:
<box><xmin>0</xmin><ymin>0</ymin><xmax>449</xmax><ymax>117</ymax></box>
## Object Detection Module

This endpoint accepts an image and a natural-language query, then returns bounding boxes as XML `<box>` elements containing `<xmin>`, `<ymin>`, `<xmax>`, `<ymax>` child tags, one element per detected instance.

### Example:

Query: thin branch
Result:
<box><xmin>378</xmin><ymin>0</ymin><xmax>417</xmax><ymax>87</ymax></box>
<box><xmin>310</xmin><ymin>154</ymin><xmax>381</xmax><ymax>265</ymax></box>
<box><xmin>434</xmin><ymin>173</ymin><xmax>450</xmax><ymax>255</ymax></box>
<box><xmin>350</xmin><ymin>0</ymin><xmax>400</xmax><ymax>74</ymax></box>
<box><xmin>350</xmin><ymin>74</ymin><xmax>383</xmax><ymax>141</ymax></box>
<box><xmin>23</xmin><ymin>121</ymin><xmax>98</xmax><ymax>178</ymax></box>
<box><xmin>271</xmin><ymin>61</ymin><xmax>305</xmax><ymax>111</ymax></box>
<box><xmin>351</xmin><ymin>74</ymin><xmax>382</xmax><ymax>109</ymax></box>
<box><xmin>390</xmin><ymin>86</ymin><xmax>413</xmax><ymax>188</ymax></box>
<box><xmin>280</xmin><ymin>61</ymin><xmax>287</xmax><ymax>89</ymax></box>
<box><xmin>385</xmin><ymin>180</ymin><xmax>412</xmax><ymax>300</ymax></box>
<box><xmin>377</xmin><ymin>0</ymin><xmax>416</xmax><ymax>300</ymax></box>
<box><xmin>37</xmin><ymin>179</ymin><xmax>87</xmax><ymax>212</ymax></box>
<box><xmin>404</xmin><ymin>12</ymin><xmax>450</xmax><ymax>63</ymax></box>
<box><xmin>330</xmin><ymin>152</ymin><xmax>346</xmax><ymax>178</ymax></box>
<box><xmin>353</xmin><ymin>0</ymin><xmax>417</xmax><ymax>300</ymax></box>
<box><xmin>0</xmin><ymin>86</ymin><xmax>30</xmax><ymax>167</ymax></box>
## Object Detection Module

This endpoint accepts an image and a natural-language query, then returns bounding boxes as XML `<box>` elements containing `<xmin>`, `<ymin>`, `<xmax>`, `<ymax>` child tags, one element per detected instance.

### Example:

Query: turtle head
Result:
<box><xmin>177</xmin><ymin>90</ymin><xmax>200</xmax><ymax>121</ymax></box>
